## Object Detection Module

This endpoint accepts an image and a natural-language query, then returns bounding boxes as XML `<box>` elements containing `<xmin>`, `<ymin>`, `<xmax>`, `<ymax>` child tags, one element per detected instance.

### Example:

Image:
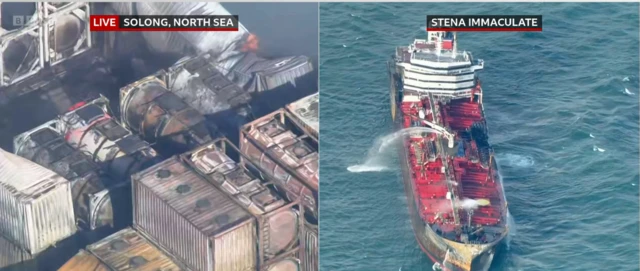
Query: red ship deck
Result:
<box><xmin>400</xmin><ymin>87</ymin><xmax>507</xmax><ymax>245</ymax></box>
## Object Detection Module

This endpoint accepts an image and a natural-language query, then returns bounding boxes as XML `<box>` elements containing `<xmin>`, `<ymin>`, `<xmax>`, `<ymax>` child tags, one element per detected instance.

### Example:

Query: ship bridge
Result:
<box><xmin>395</xmin><ymin>32</ymin><xmax>484</xmax><ymax>98</ymax></box>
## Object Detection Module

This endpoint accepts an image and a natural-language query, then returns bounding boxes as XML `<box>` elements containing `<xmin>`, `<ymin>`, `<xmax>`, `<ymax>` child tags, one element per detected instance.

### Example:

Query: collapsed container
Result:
<box><xmin>119</xmin><ymin>75</ymin><xmax>215</xmax><ymax>156</ymax></box>
<box><xmin>13</xmin><ymin>119</ymin><xmax>130</xmax><ymax>231</ymax></box>
<box><xmin>57</xmin><ymin>96</ymin><xmax>160</xmax><ymax>180</ymax></box>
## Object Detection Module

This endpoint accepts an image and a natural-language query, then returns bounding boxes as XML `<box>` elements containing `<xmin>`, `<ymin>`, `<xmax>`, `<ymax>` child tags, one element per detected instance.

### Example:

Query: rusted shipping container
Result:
<box><xmin>239</xmin><ymin>97</ymin><xmax>319</xmax><ymax>219</ymax></box>
<box><xmin>285</xmin><ymin>93</ymin><xmax>318</xmax><ymax>140</ymax></box>
<box><xmin>120</xmin><ymin>75</ymin><xmax>216</xmax><ymax>155</ymax></box>
<box><xmin>58</xmin><ymin>96</ymin><xmax>160</xmax><ymax>180</ymax></box>
<box><xmin>262</xmin><ymin>250</ymin><xmax>302</xmax><ymax>271</ymax></box>
<box><xmin>13</xmin><ymin>120</ymin><xmax>130</xmax><ymax>231</ymax></box>
<box><xmin>132</xmin><ymin>156</ymin><xmax>257</xmax><ymax>271</ymax></box>
<box><xmin>80</xmin><ymin>227</ymin><xmax>186</xmax><ymax>271</ymax></box>
<box><xmin>0</xmin><ymin>148</ymin><xmax>77</xmax><ymax>255</ymax></box>
<box><xmin>183</xmin><ymin>139</ymin><xmax>302</xmax><ymax>266</ymax></box>
<box><xmin>57</xmin><ymin>250</ymin><xmax>109</xmax><ymax>271</ymax></box>
<box><xmin>0</xmin><ymin>234</ymin><xmax>36</xmax><ymax>271</ymax></box>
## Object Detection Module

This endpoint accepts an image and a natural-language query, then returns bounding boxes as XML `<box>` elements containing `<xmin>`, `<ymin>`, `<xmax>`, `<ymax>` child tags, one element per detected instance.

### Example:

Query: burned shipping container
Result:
<box><xmin>0</xmin><ymin>148</ymin><xmax>76</xmax><ymax>255</ymax></box>
<box><xmin>57</xmin><ymin>250</ymin><xmax>109</xmax><ymax>271</ymax></box>
<box><xmin>286</xmin><ymin>93</ymin><xmax>318</xmax><ymax>139</ymax></box>
<box><xmin>229</xmin><ymin>53</ymin><xmax>315</xmax><ymax>93</ymax></box>
<box><xmin>239</xmin><ymin>93</ymin><xmax>320</xmax><ymax>220</ymax></box>
<box><xmin>184</xmin><ymin>138</ymin><xmax>304</xmax><ymax>268</ymax></box>
<box><xmin>0</xmin><ymin>3</ymin><xmax>93</xmax><ymax>98</ymax></box>
<box><xmin>131</xmin><ymin>156</ymin><xmax>257</xmax><ymax>271</ymax></box>
<box><xmin>163</xmin><ymin>52</ymin><xmax>253</xmax><ymax>116</ymax></box>
<box><xmin>58</xmin><ymin>96</ymin><xmax>160</xmax><ymax>180</ymax></box>
<box><xmin>12</xmin><ymin>120</ymin><xmax>131</xmax><ymax>232</ymax></box>
<box><xmin>119</xmin><ymin>75</ymin><xmax>215</xmax><ymax>155</ymax></box>
<box><xmin>59</xmin><ymin>227</ymin><xmax>185</xmax><ymax>271</ymax></box>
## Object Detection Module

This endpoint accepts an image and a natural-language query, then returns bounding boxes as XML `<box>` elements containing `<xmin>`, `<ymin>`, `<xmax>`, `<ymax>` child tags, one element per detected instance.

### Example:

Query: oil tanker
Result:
<box><xmin>388</xmin><ymin>31</ymin><xmax>509</xmax><ymax>271</ymax></box>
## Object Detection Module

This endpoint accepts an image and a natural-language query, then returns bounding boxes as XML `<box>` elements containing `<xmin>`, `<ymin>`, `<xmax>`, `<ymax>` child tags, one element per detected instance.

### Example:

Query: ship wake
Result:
<box><xmin>347</xmin><ymin>127</ymin><xmax>440</xmax><ymax>173</ymax></box>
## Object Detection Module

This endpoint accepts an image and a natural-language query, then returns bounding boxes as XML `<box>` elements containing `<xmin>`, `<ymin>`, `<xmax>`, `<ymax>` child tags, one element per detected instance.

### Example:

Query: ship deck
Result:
<box><xmin>398</xmin><ymin>89</ymin><xmax>508</xmax><ymax>245</ymax></box>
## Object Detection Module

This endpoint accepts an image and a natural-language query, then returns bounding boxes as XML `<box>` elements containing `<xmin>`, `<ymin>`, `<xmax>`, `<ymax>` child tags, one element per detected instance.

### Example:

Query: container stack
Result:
<box><xmin>239</xmin><ymin>93</ymin><xmax>320</xmax><ymax>219</ymax></box>
<box><xmin>184</xmin><ymin>138</ymin><xmax>304</xmax><ymax>270</ymax></box>
<box><xmin>239</xmin><ymin>93</ymin><xmax>320</xmax><ymax>270</ymax></box>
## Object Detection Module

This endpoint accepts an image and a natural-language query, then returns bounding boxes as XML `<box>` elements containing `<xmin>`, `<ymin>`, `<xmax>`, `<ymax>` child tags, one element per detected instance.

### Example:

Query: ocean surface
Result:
<box><xmin>319</xmin><ymin>3</ymin><xmax>639</xmax><ymax>271</ymax></box>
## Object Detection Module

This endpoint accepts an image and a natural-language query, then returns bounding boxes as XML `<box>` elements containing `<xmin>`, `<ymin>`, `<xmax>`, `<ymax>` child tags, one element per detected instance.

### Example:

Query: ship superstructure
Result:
<box><xmin>389</xmin><ymin>31</ymin><xmax>508</xmax><ymax>271</ymax></box>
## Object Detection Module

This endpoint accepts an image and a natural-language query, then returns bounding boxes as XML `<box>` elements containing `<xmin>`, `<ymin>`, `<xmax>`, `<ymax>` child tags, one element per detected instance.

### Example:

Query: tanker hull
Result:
<box><xmin>389</xmin><ymin>32</ymin><xmax>509</xmax><ymax>271</ymax></box>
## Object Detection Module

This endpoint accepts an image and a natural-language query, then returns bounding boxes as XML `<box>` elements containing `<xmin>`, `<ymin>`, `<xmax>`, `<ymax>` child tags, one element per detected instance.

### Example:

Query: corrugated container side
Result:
<box><xmin>28</xmin><ymin>182</ymin><xmax>77</xmax><ymax>254</ymax></box>
<box><xmin>133</xmin><ymin>157</ymin><xmax>257</xmax><ymax>271</ymax></box>
<box><xmin>133</xmin><ymin>180</ymin><xmax>209</xmax><ymax>271</ymax></box>
<box><xmin>214</xmin><ymin>220</ymin><xmax>257</xmax><ymax>271</ymax></box>
<box><xmin>0</xmin><ymin>235</ymin><xmax>35</xmax><ymax>271</ymax></box>
<box><xmin>303</xmin><ymin>223</ymin><xmax>318</xmax><ymax>271</ymax></box>
<box><xmin>0</xmin><ymin>150</ymin><xmax>76</xmax><ymax>255</ymax></box>
<box><xmin>0</xmin><ymin>180</ymin><xmax>76</xmax><ymax>255</ymax></box>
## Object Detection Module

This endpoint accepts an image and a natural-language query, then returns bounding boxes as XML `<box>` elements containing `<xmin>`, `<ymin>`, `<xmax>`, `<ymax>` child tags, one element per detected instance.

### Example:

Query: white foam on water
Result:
<box><xmin>623</xmin><ymin>76</ymin><xmax>630</xmax><ymax>82</ymax></box>
<box><xmin>506</xmin><ymin>210</ymin><xmax>516</xmax><ymax>250</ymax></box>
<box><xmin>346</xmin><ymin>164</ymin><xmax>388</xmax><ymax>172</ymax></box>
<box><xmin>496</xmin><ymin>153</ymin><xmax>535</xmax><ymax>168</ymax></box>
<box><xmin>623</xmin><ymin>88</ymin><xmax>635</xmax><ymax>95</ymax></box>
<box><xmin>593</xmin><ymin>145</ymin><xmax>606</xmax><ymax>152</ymax></box>
<box><xmin>589</xmin><ymin>133</ymin><xmax>595</xmax><ymax>138</ymax></box>
<box><xmin>347</xmin><ymin>127</ymin><xmax>440</xmax><ymax>173</ymax></box>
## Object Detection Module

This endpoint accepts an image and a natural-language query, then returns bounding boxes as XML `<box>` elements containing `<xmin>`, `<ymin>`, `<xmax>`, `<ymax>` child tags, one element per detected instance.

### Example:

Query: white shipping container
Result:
<box><xmin>0</xmin><ymin>234</ymin><xmax>34</xmax><ymax>271</ymax></box>
<box><xmin>0</xmin><ymin>148</ymin><xmax>76</xmax><ymax>255</ymax></box>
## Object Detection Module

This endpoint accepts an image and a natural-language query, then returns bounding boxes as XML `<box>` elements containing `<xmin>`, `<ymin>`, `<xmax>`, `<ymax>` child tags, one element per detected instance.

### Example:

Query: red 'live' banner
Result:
<box><xmin>89</xmin><ymin>15</ymin><xmax>240</xmax><ymax>32</ymax></box>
